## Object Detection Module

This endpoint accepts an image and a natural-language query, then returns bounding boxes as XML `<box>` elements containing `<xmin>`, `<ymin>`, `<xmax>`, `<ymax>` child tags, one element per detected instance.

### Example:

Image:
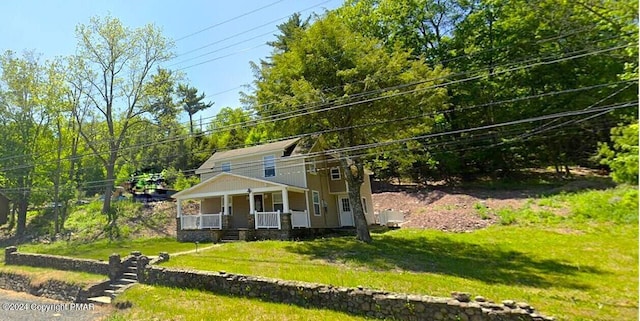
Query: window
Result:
<box><xmin>330</xmin><ymin>167</ymin><xmax>341</xmax><ymax>180</ymax></box>
<box><xmin>308</xmin><ymin>160</ymin><xmax>317</xmax><ymax>174</ymax></box>
<box><xmin>263</xmin><ymin>155</ymin><xmax>276</xmax><ymax>177</ymax></box>
<box><xmin>221</xmin><ymin>162</ymin><xmax>231</xmax><ymax>173</ymax></box>
<box><xmin>361</xmin><ymin>198</ymin><xmax>368</xmax><ymax>214</ymax></box>
<box><xmin>312</xmin><ymin>191</ymin><xmax>321</xmax><ymax>216</ymax></box>
<box><xmin>272</xmin><ymin>192</ymin><xmax>284</xmax><ymax>212</ymax></box>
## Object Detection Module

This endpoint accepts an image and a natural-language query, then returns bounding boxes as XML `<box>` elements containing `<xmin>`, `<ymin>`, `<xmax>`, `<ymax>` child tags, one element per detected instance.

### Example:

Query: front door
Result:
<box><xmin>339</xmin><ymin>196</ymin><xmax>354</xmax><ymax>227</ymax></box>
<box><xmin>254</xmin><ymin>194</ymin><xmax>264</xmax><ymax>212</ymax></box>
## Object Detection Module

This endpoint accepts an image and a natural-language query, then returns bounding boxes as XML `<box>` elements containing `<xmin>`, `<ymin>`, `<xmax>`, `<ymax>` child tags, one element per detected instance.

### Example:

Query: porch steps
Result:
<box><xmin>221</xmin><ymin>230</ymin><xmax>240</xmax><ymax>242</ymax></box>
<box><xmin>87</xmin><ymin>256</ymin><xmax>139</xmax><ymax>305</ymax></box>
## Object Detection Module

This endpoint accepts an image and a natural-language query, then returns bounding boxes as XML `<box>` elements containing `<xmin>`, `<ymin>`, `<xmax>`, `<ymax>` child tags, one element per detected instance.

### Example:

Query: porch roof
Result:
<box><xmin>172</xmin><ymin>172</ymin><xmax>307</xmax><ymax>200</ymax></box>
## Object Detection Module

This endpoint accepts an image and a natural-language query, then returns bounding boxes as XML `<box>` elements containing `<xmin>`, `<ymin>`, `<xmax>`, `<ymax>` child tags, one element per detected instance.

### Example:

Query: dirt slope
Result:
<box><xmin>371</xmin><ymin>171</ymin><xmax>612</xmax><ymax>232</ymax></box>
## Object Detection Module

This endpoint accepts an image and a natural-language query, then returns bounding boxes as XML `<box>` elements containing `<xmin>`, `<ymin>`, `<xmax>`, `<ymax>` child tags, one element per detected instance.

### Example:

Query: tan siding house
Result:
<box><xmin>173</xmin><ymin>137</ymin><xmax>375</xmax><ymax>241</ymax></box>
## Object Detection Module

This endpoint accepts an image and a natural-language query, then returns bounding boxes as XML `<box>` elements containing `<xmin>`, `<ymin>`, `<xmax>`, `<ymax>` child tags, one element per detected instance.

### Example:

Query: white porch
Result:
<box><xmin>173</xmin><ymin>172</ymin><xmax>311</xmax><ymax>230</ymax></box>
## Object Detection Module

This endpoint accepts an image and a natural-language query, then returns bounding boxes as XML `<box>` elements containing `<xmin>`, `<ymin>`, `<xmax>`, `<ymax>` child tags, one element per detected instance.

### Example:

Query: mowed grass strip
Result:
<box><xmin>0</xmin><ymin>264</ymin><xmax>106</xmax><ymax>286</ymax></box>
<box><xmin>17</xmin><ymin>237</ymin><xmax>201</xmax><ymax>260</ymax></box>
<box><xmin>107</xmin><ymin>284</ymin><xmax>373</xmax><ymax>321</ymax></box>
<box><xmin>161</xmin><ymin>186</ymin><xmax>638</xmax><ymax>321</ymax></box>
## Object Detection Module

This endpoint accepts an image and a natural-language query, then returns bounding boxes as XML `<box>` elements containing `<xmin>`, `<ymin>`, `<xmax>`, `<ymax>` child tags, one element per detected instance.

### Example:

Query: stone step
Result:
<box><xmin>123</xmin><ymin>272</ymin><xmax>137</xmax><ymax>279</ymax></box>
<box><xmin>104</xmin><ymin>289</ymin><xmax>118</xmax><ymax>297</ymax></box>
<box><xmin>87</xmin><ymin>296</ymin><xmax>112</xmax><ymax>305</ymax></box>
<box><xmin>118</xmin><ymin>278</ymin><xmax>138</xmax><ymax>284</ymax></box>
<box><xmin>110</xmin><ymin>283</ymin><xmax>129</xmax><ymax>290</ymax></box>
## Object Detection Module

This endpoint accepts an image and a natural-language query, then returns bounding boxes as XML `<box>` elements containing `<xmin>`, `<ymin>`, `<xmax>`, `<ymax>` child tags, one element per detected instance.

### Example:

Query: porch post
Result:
<box><xmin>249</xmin><ymin>190</ymin><xmax>255</xmax><ymax>214</ymax></box>
<box><xmin>223</xmin><ymin>194</ymin><xmax>229</xmax><ymax>215</ymax></box>
<box><xmin>176</xmin><ymin>198</ymin><xmax>182</xmax><ymax>231</ymax></box>
<box><xmin>305</xmin><ymin>190</ymin><xmax>311</xmax><ymax>227</ymax></box>
<box><xmin>281</xmin><ymin>187</ymin><xmax>290</xmax><ymax>213</ymax></box>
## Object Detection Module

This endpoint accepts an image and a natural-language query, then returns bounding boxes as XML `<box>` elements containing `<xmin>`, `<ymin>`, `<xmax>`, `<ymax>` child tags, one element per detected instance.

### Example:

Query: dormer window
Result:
<box><xmin>221</xmin><ymin>162</ymin><xmax>231</xmax><ymax>173</ymax></box>
<box><xmin>263</xmin><ymin>155</ymin><xmax>276</xmax><ymax>177</ymax></box>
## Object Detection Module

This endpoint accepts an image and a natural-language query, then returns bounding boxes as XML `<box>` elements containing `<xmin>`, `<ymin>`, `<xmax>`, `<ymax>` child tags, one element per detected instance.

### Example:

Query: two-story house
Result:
<box><xmin>172</xmin><ymin>136</ymin><xmax>375</xmax><ymax>242</ymax></box>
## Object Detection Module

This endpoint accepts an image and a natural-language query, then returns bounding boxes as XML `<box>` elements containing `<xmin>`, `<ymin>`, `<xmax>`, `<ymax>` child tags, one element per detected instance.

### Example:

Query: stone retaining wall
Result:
<box><xmin>4</xmin><ymin>247</ymin><xmax>109</xmax><ymax>275</ymax></box>
<box><xmin>138</xmin><ymin>263</ymin><xmax>554</xmax><ymax>321</ymax></box>
<box><xmin>0</xmin><ymin>271</ymin><xmax>108</xmax><ymax>302</ymax></box>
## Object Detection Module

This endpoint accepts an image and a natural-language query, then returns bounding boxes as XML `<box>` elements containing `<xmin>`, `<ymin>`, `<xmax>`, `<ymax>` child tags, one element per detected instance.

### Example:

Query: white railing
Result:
<box><xmin>201</xmin><ymin>213</ymin><xmax>222</xmax><ymax>229</ymax></box>
<box><xmin>255</xmin><ymin>210</ymin><xmax>281</xmax><ymax>229</ymax></box>
<box><xmin>291</xmin><ymin>210</ymin><xmax>309</xmax><ymax>228</ymax></box>
<box><xmin>181</xmin><ymin>213</ymin><xmax>223</xmax><ymax>230</ymax></box>
<box><xmin>181</xmin><ymin>215</ymin><xmax>199</xmax><ymax>229</ymax></box>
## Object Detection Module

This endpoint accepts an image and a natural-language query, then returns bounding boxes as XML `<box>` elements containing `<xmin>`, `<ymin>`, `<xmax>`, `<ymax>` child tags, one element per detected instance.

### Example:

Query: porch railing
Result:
<box><xmin>291</xmin><ymin>210</ymin><xmax>309</xmax><ymax>228</ymax></box>
<box><xmin>201</xmin><ymin>213</ymin><xmax>222</xmax><ymax>229</ymax></box>
<box><xmin>181</xmin><ymin>213</ymin><xmax>223</xmax><ymax>230</ymax></box>
<box><xmin>255</xmin><ymin>210</ymin><xmax>281</xmax><ymax>229</ymax></box>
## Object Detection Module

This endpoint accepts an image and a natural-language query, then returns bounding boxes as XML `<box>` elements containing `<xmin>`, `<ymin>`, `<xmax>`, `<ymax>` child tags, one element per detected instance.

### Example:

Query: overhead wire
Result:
<box><xmin>0</xmin><ymin>103</ymin><xmax>628</xmax><ymax>194</ymax></box>
<box><xmin>0</xmin><ymin>42</ymin><xmax>633</xmax><ymax>173</ymax></box>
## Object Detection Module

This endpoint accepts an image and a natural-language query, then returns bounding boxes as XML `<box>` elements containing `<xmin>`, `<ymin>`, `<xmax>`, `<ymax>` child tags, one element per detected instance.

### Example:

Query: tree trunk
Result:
<box><xmin>16</xmin><ymin>194</ymin><xmax>28</xmax><ymax>236</ymax></box>
<box><xmin>102</xmin><ymin>160</ymin><xmax>115</xmax><ymax>215</ymax></box>
<box><xmin>8</xmin><ymin>202</ymin><xmax>16</xmax><ymax>230</ymax></box>
<box><xmin>53</xmin><ymin>120</ymin><xmax>62</xmax><ymax>235</ymax></box>
<box><xmin>340</xmin><ymin>158</ymin><xmax>372</xmax><ymax>243</ymax></box>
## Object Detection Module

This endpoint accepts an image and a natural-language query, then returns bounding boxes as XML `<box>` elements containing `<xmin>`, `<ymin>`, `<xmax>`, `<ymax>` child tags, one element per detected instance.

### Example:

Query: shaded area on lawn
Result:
<box><xmin>285</xmin><ymin>234</ymin><xmax>603</xmax><ymax>290</ymax></box>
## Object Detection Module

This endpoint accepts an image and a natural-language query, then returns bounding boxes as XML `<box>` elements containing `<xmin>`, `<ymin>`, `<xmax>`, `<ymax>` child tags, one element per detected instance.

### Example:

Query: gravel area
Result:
<box><xmin>0</xmin><ymin>289</ymin><xmax>112</xmax><ymax>321</ymax></box>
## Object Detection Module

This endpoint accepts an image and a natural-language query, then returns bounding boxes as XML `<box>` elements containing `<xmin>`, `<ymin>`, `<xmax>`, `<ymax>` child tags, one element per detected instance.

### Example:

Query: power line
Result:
<box><xmin>0</xmin><ymin>104</ymin><xmax>627</xmax><ymax>194</ymax></box>
<box><xmin>173</xmin><ymin>0</ymin><xmax>333</xmax><ymax>59</ymax></box>
<box><xmin>0</xmin><ymin>43</ymin><xmax>633</xmax><ymax>173</ymax></box>
<box><xmin>174</xmin><ymin>0</ymin><xmax>288</xmax><ymax>42</ymax></box>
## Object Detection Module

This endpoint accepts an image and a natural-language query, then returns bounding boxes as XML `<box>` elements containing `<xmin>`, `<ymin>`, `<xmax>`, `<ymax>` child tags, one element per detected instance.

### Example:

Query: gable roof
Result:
<box><xmin>172</xmin><ymin>172</ymin><xmax>306</xmax><ymax>199</ymax></box>
<box><xmin>196</xmin><ymin>137</ymin><xmax>302</xmax><ymax>174</ymax></box>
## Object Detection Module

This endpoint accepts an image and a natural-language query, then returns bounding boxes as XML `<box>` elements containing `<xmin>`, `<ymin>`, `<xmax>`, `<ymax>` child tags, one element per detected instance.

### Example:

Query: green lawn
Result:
<box><xmin>0</xmin><ymin>264</ymin><xmax>106</xmax><ymax>286</ymax></box>
<box><xmin>159</xmin><ymin>185</ymin><xmax>638</xmax><ymax>321</ymax></box>
<box><xmin>7</xmin><ymin>185</ymin><xmax>638</xmax><ymax>320</ymax></box>
<box><xmin>16</xmin><ymin>237</ymin><xmax>201</xmax><ymax>260</ymax></box>
<box><xmin>107</xmin><ymin>284</ymin><xmax>373</xmax><ymax>321</ymax></box>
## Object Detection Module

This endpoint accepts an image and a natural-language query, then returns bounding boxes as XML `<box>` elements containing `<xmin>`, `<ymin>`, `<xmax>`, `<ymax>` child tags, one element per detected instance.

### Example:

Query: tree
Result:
<box><xmin>251</xmin><ymin>14</ymin><xmax>448</xmax><ymax>242</ymax></box>
<box><xmin>597</xmin><ymin>123</ymin><xmax>638</xmax><ymax>184</ymax></box>
<box><xmin>69</xmin><ymin>15</ymin><xmax>173</xmax><ymax>231</ymax></box>
<box><xmin>267</xmin><ymin>12</ymin><xmax>310</xmax><ymax>54</ymax></box>
<box><xmin>338</xmin><ymin>0</ymin><xmax>638</xmax><ymax>181</ymax></box>
<box><xmin>178</xmin><ymin>84</ymin><xmax>213</xmax><ymax>135</ymax></box>
<box><xmin>208</xmin><ymin>107</ymin><xmax>252</xmax><ymax>149</ymax></box>
<box><xmin>0</xmin><ymin>51</ymin><xmax>56</xmax><ymax>236</ymax></box>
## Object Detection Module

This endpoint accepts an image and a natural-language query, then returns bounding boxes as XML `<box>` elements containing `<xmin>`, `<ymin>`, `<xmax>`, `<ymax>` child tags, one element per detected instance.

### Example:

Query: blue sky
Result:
<box><xmin>0</xmin><ymin>0</ymin><xmax>342</xmax><ymax>121</ymax></box>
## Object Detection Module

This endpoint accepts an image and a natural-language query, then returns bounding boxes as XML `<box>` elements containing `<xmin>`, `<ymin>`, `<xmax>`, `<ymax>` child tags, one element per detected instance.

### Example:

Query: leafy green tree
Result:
<box><xmin>0</xmin><ymin>51</ymin><xmax>57</xmax><ymax>235</ymax></box>
<box><xmin>69</xmin><ymin>15</ymin><xmax>174</xmax><ymax>233</ymax></box>
<box><xmin>597</xmin><ymin>123</ymin><xmax>638</xmax><ymax>184</ymax></box>
<box><xmin>119</xmin><ymin>69</ymin><xmax>189</xmax><ymax>174</ymax></box>
<box><xmin>250</xmin><ymin>14</ymin><xmax>448</xmax><ymax>242</ymax></box>
<box><xmin>267</xmin><ymin>12</ymin><xmax>310</xmax><ymax>54</ymax></box>
<box><xmin>338</xmin><ymin>0</ymin><xmax>638</xmax><ymax>181</ymax></box>
<box><xmin>178</xmin><ymin>84</ymin><xmax>213</xmax><ymax>135</ymax></box>
<box><xmin>208</xmin><ymin>107</ymin><xmax>252</xmax><ymax>149</ymax></box>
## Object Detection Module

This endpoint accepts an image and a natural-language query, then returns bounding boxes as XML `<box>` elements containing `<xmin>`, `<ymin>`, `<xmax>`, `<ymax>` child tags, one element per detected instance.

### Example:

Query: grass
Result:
<box><xmin>496</xmin><ymin>184</ymin><xmax>638</xmax><ymax>226</ymax></box>
<box><xmin>17</xmin><ymin>237</ymin><xmax>201</xmax><ymax>260</ymax></box>
<box><xmin>5</xmin><ymin>183</ymin><xmax>637</xmax><ymax>320</ymax></box>
<box><xmin>107</xmin><ymin>284</ymin><xmax>373</xmax><ymax>321</ymax></box>
<box><xmin>159</xmin><ymin>185</ymin><xmax>638</xmax><ymax>321</ymax></box>
<box><xmin>0</xmin><ymin>263</ymin><xmax>106</xmax><ymax>286</ymax></box>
